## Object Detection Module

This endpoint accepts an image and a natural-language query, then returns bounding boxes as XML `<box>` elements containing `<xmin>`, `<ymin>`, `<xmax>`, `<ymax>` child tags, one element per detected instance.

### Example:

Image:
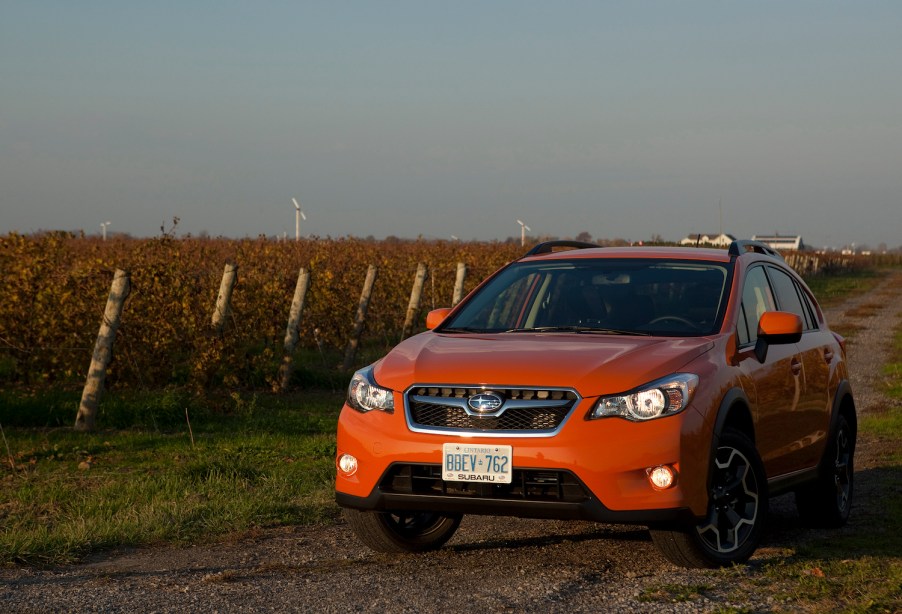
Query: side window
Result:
<box><xmin>766</xmin><ymin>267</ymin><xmax>813</xmax><ymax>331</ymax></box>
<box><xmin>796</xmin><ymin>283</ymin><xmax>820</xmax><ymax>330</ymax></box>
<box><xmin>739</xmin><ymin>266</ymin><xmax>777</xmax><ymax>345</ymax></box>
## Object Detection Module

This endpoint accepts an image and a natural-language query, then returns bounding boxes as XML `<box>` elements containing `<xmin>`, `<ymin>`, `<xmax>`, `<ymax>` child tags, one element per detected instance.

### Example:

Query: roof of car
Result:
<box><xmin>521</xmin><ymin>245</ymin><xmax>734</xmax><ymax>263</ymax></box>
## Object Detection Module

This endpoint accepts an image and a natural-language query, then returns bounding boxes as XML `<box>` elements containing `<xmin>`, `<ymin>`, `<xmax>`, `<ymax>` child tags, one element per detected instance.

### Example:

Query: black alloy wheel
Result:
<box><xmin>650</xmin><ymin>428</ymin><xmax>767</xmax><ymax>568</ymax></box>
<box><xmin>343</xmin><ymin>508</ymin><xmax>463</xmax><ymax>553</ymax></box>
<box><xmin>796</xmin><ymin>414</ymin><xmax>855</xmax><ymax>527</ymax></box>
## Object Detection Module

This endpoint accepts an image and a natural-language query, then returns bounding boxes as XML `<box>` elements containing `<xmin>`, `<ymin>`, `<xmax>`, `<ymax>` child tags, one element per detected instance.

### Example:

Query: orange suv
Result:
<box><xmin>335</xmin><ymin>240</ymin><xmax>856</xmax><ymax>567</ymax></box>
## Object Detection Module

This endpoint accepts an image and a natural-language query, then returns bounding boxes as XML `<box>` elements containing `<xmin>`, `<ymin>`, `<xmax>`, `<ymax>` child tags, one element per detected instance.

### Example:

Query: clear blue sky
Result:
<box><xmin>2</xmin><ymin>1</ymin><xmax>900</xmax><ymax>249</ymax></box>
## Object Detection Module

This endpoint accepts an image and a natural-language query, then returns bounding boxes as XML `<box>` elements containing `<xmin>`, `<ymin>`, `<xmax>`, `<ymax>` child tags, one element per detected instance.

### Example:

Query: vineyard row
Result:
<box><xmin>0</xmin><ymin>233</ymin><xmax>888</xmax><ymax>392</ymax></box>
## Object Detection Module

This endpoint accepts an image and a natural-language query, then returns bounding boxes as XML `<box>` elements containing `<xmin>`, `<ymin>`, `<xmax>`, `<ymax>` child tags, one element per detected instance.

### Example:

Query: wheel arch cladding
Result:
<box><xmin>832</xmin><ymin>379</ymin><xmax>857</xmax><ymax>440</ymax></box>
<box><xmin>713</xmin><ymin>388</ymin><xmax>756</xmax><ymax>445</ymax></box>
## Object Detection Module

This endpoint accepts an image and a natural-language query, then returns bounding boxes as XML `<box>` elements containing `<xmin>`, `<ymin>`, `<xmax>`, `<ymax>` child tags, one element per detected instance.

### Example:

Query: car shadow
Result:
<box><xmin>443</xmin><ymin>464</ymin><xmax>900</xmax><ymax>562</ymax></box>
<box><xmin>447</xmin><ymin>523</ymin><xmax>651</xmax><ymax>554</ymax></box>
<box><xmin>761</xmin><ymin>464</ymin><xmax>901</xmax><ymax>559</ymax></box>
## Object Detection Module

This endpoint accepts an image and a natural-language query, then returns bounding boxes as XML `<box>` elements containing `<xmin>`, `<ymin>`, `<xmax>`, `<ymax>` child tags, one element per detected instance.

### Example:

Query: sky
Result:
<box><xmin>2</xmin><ymin>1</ymin><xmax>901</xmax><ymax>249</ymax></box>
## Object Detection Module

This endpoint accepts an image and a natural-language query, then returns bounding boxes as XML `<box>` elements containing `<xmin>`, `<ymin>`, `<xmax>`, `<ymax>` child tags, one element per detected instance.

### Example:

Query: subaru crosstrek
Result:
<box><xmin>335</xmin><ymin>240</ymin><xmax>856</xmax><ymax>567</ymax></box>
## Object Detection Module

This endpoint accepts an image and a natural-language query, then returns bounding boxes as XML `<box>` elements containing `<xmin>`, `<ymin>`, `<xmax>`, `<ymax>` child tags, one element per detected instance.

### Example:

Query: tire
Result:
<box><xmin>650</xmin><ymin>428</ymin><xmax>768</xmax><ymax>568</ymax></box>
<box><xmin>795</xmin><ymin>414</ymin><xmax>854</xmax><ymax>528</ymax></box>
<box><xmin>343</xmin><ymin>508</ymin><xmax>463</xmax><ymax>553</ymax></box>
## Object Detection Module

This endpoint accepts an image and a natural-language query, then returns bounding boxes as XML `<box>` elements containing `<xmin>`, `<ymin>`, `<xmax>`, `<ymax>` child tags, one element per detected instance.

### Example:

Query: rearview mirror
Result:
<box><xmin>755</xmin><ymin>311</ymin><xmax>803</xmax><ymax>362</ymax></box>
<box><xmin>426</xmin><ymin>308</ymin><xmax>452</xmax><ymax>330</ymax></box>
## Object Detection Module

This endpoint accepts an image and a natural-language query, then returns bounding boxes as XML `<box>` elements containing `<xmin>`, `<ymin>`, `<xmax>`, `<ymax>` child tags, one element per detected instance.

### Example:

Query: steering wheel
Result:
<box><xmin>647</xmin><ymin>315</ymin><xmax>700</xmax><ymax>330</ymax></box>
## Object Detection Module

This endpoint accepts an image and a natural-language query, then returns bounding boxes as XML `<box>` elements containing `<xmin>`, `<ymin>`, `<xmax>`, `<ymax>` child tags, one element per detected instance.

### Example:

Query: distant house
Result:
<box><xmin>751</xmin><ymin>234</ymin><xmax>805</xmax><ymax>251</ymax></box>
<box><xmin>680</xmin><ymin>233</ymin><xmax>736</xmax><ymax>247</ymax></box>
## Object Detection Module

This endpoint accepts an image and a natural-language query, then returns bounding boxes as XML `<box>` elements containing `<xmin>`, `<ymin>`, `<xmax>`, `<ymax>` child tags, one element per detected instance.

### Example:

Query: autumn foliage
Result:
<box><xmin>0</xmin><ymin>232</ymin><xmax>523</xmax><ymax>390</ymax></box>
<box><xmin>3</xmin><ymin>232</ymin><xmax>888</xmax><ymax>392</ymax></box>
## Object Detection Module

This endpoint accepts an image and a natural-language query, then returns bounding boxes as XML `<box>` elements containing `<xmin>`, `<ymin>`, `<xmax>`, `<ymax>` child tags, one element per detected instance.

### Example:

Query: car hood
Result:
<box><xmin>373</xmin><ymin>332</ymin><xmax>714</xmax><ymax>397</ymax></box>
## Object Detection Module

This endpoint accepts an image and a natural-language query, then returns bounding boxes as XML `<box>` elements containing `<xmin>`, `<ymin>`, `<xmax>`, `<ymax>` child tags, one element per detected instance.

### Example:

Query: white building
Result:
<box><xmin>680</xmin><ymin>233</ymin><xmax>736</xmax><ymax>247</ymax></box>
<box><xmin>751</xmin><ymin>234</ymin><xmax>805</xmax><ymax>251</ymax></box>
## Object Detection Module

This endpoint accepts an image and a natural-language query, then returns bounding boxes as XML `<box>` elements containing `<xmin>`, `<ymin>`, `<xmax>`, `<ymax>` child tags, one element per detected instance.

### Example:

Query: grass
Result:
<box><xmin>638</xmin><ymin>582</ymin><xmax>714</xmax><ymax>603</ymax></box>
<box><xmin>803</xmin><ymin>268</ymin><xmax>884</xmax><ymax>308</ymax></box>
<box><xmin>749</xmin><ymin>503</ymin><xmax>902</xmax><ymax>611</ymax></box>
<box><xmin>0</xmin><ymin>390</ymin><xmax>344</xmax><ymax>566</ymax></box>
<box><xmin>883</xmin><ymin>319</ymin><xmax>902</xmax><ymax>404</ymax></box>
<box><xmin>740</xmin><ymin>554</ymin><xmax>902</xmax><ymax>613</ymax></box>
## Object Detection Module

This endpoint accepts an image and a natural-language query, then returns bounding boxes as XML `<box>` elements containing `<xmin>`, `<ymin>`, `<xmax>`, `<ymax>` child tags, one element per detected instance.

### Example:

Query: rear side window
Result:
<box><xmin>797</xmin><ymin>286</ymin><xmax>821</xmax><ymax>328</ymax></box>
<box><xmin>738</xmin><ymin>266</ymin><xmax>777</xmax><ymax>346</ymax></box>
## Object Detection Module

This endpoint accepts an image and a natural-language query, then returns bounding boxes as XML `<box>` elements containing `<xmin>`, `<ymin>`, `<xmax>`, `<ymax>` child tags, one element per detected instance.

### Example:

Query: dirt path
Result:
<box><xmin>3</xmin><ymin>270</ymin><xmax>901</xmax><ymax>613</ymax></box>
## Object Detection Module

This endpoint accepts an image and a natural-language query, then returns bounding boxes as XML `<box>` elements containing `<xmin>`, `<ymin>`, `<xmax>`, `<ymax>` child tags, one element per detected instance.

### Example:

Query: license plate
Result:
<box><xmin>442</xmin><ymin>443</ymin><xmax>512</xmax><ymax>484</ymax></box>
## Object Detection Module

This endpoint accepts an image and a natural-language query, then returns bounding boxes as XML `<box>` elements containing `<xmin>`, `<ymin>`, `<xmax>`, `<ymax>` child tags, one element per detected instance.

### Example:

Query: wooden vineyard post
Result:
<box><xmin>75</xmin><ymin>269</ymin><xmax>130</xmax><ymax>432</ymax></box>
<box><xmin>211</xmin><ymin>263</ymin><xmax>238</xmax><ymax>335</ymax></box>
<box><xmin>343</xmin><ymin>265</ymin><xmax>378</xmax><ymax>371</ymax></box>
<box><xmin>452</xmin><ymin>262</ymin><xmax>467</xmax><ymax>306</ymax></box>
<box><xmin>277</xmin><ymin>267</ymin><xmax>311</xmax><ymax>392</ymax></box>
<box><xmin>400</xmin><ymin>262</ymin><xmax>428</xmax><ymax>340</ymax></box>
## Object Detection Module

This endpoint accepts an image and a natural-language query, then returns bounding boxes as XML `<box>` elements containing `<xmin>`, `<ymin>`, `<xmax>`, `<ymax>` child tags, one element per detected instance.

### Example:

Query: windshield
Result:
<box><xmin>442</xmin><ymin>259</ymin><xmax>731</xmax><ymax>336</ymax></box>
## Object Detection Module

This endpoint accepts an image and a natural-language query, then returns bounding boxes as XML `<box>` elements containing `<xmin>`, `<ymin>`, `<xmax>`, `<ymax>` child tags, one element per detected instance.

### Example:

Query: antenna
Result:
<box><xmin>718</xmin><ymin>197</ymin><xmax>723</xmax><ymax>239</ymax></box>
<box><xmin>292</xmin><ymin>197</ymin><xmax>306</xmax><ymax>241</ymax></box>
<box><xmin>100</xmin><ymin>221</ymin><xmax>111</xmax><ymax>241</ymax></box>
<box><xmin>517</xmin><ymin>219</ymin><xmax>531</xmax><ymax>247</ymax></box>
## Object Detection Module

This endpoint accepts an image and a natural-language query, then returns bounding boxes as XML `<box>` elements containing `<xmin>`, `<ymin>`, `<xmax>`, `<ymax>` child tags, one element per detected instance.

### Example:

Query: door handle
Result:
<box><xmin>824</xmin><ymin>349</ymin><xmax>834</xmax><ymax>363</ymax></box>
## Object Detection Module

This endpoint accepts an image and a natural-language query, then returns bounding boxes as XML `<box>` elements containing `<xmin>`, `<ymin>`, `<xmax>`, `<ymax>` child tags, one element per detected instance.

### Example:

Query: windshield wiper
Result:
<box><xmin>439</xmin><ymin>326</ymin><xmax>492</xmax><ymax>334</ymax></box>
<box><xmin>502</xmin><ymin>326</ymin><xmax>650</xmax><ymax>336</ymax></box>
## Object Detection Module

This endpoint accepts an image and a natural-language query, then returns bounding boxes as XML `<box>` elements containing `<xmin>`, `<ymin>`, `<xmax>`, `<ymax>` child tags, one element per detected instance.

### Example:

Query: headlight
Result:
<box><xmin>347</xmin><ymin>366</ymin><xmax>394</xmax><ymax>413</ymax></box>
<box><xmin>590</xmin><ymin>374</ymin><xmax>698</xmax><ymax>421</ymax></box>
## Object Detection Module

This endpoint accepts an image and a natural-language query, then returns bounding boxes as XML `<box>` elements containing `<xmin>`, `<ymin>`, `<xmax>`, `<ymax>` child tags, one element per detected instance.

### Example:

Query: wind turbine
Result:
<box><xmin>292</xmin><ymin>198</ymin><xmax>306</xmax><ymax>241</ymax></box>
<box><xmin>517</xmin><ymin>219</ymin><xmax>530</xmax><ymax>247</ymax></box>
<box><xmin>100</xmin><ymin>221</ymin><xmax>111</xmax><ymax>241</ymax></box>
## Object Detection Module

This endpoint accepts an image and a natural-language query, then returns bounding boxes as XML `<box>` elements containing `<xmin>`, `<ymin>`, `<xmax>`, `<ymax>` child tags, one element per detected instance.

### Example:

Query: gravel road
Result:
<box><xmin>3</xmin><ymin>270</ymin><xmax>901</xmax><ymax>613</ymax></box>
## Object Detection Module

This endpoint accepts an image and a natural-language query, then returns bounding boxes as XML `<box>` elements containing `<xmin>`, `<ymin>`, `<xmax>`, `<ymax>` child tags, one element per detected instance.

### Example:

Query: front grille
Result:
<box><xmin>411</xmin><ymin>401</ymin><xmax>568</xmax><ymax>430</ymax></box>
<box><xmin>405</xmin><ymin>386</ymin><xmax>579</xmax><ymax>437</ymax></box>
<box><xmin>381</xmin><ymin>464</ymin><xmax>590</xmax><ymax>503</ymax></box>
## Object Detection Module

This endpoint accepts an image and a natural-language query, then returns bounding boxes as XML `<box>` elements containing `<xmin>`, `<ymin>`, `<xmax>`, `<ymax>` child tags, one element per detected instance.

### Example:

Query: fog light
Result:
<box><xmin>647</xmin><ymin>465</ymin><xmax>676</xmax><ymax>490</ymax></box>
<box><xmin>337</xmin><ymin>454</ymin><xmax>358</xmax><ymax>477</ymax></box>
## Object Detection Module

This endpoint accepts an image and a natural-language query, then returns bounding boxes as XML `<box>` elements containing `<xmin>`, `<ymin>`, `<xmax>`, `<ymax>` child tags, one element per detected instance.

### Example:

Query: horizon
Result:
<box><xmin>8</xmin><ymin>226</ymin><xmax>895</xmax><ymax>252</ymax></box>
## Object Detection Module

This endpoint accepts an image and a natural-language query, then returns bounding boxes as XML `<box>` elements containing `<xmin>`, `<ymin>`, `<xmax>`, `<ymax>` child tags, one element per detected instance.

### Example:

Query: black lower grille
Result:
<box><xmin>380</xmin><ymin>464</ymin><xmax>590</xmax><ymax>503</ymax></box>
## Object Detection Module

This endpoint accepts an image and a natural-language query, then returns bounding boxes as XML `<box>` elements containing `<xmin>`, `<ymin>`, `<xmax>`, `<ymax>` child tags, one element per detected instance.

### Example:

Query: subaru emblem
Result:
<box><xmin>468</xmin><ymin>392</ymin><xmax>504</xmax><ymax>413</ymax></box>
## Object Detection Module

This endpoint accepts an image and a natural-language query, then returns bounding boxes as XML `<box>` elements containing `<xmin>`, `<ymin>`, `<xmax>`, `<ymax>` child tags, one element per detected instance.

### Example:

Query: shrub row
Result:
<box><xmin>0</xmin><ymin>233</ymin><xmax>522</xmax><ymax>390</ymax></box>
<box><xmin>1</xmin><ymin>232</ymin><xmax>884</xmax><ymax>391</ymax></box>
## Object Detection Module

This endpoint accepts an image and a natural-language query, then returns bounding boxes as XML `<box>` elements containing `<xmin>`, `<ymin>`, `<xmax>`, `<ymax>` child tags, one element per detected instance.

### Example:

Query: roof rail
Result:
<box><xmin>728</xmin><ymin>240</ymin><xmax>784</xmax><ymax>260</ymax></box>
<box><xmin>524</xmin><ymin>240</ymin><xmax>600</xmax><ymax>257</ymax></box>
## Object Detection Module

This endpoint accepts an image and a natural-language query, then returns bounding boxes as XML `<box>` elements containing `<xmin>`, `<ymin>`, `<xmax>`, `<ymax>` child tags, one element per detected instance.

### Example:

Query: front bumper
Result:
<box><xmin>336</xmin><ymin>465</ymin><xmax>696</xmax><ymax>525</ymax></box>
<box><xmin>335</xmin><ymin>396</ymin><xmax>711</xmax><ymax>523</ymax></box>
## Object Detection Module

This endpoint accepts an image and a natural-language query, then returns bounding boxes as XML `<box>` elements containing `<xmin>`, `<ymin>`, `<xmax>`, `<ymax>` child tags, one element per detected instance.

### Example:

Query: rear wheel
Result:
<box><xmin>796</xmin><ymin>414</ymin><xmax>854</xmax><ymax>527</ymax></box>
<box><xmin>651</xmin><ymin>428</ymin><xmax>767</xmax><ymax>568</ymax></box>
<box><xmin>343</xmin><ymin>508</ymin><xmax>463</xmax><ymax>553</ymax></box>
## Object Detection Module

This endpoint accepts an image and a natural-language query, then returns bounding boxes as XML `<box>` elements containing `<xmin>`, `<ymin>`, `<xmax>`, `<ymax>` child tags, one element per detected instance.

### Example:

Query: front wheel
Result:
<box><xmin>651</xmin><ymin>428</ymin><xmax>768</xmax><ymax>568</ymax></box>
<box><xmin>343</xmin><ymin>508</ymin><xmax>463</xmax><ymax>553</ymax></box>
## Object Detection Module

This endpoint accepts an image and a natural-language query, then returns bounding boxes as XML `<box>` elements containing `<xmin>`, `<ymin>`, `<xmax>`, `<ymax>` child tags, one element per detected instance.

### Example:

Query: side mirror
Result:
<box><xmin>426</xmin><ymin>308</ymin><xmax>452</xmax><ymax>330</ymax></box>
<box><xmin>754</xmin><ymin>311</ymin><xmax>803</xmax><ymax>362</ymax></box>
